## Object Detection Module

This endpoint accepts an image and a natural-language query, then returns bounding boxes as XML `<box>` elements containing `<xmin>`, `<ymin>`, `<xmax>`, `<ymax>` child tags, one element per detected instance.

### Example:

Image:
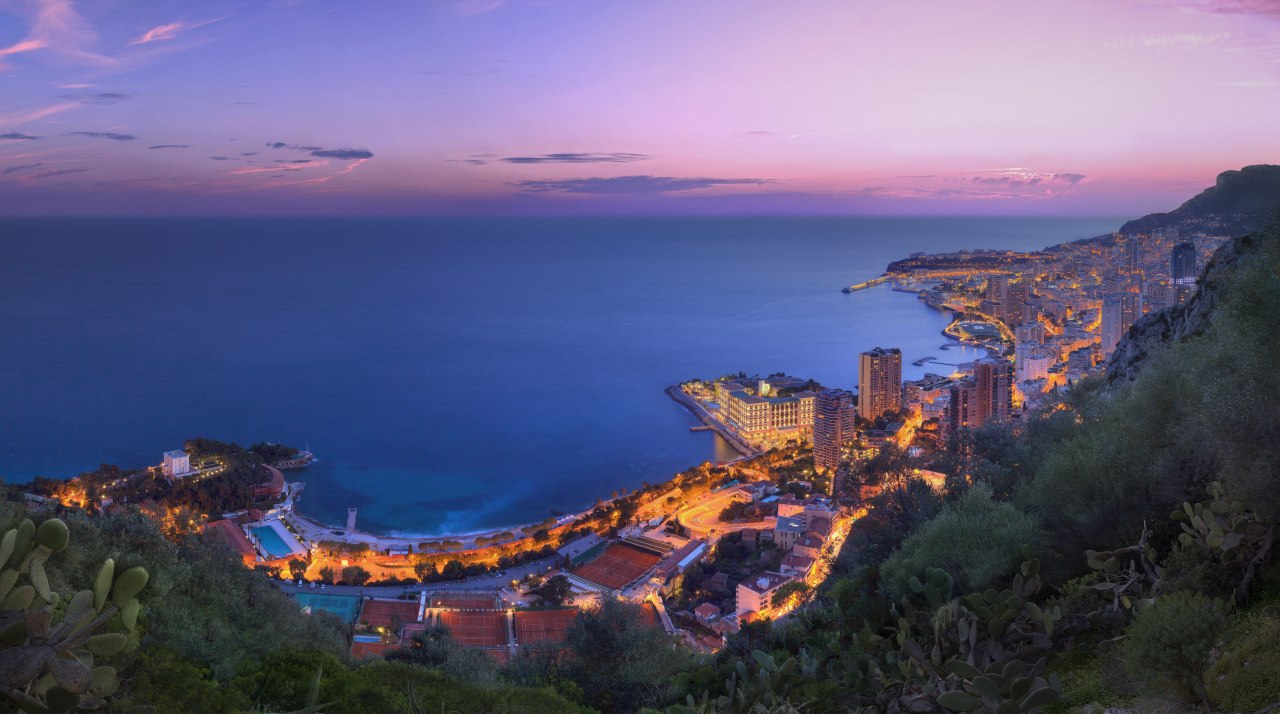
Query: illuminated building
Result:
<box><xmin>812</xmin><ymin>388</ymin><xmax>854</xmax><ymax>473</ymax></box>
<box><xmin>1171</xmin><ymin>240</ymin><xmax>1197</xmax><ymax>286</ymax></box>
<box><xmin>1016</xmin><ymin>345</ymin><xmax>1054</xmax><ymax>384</ymax></box>
<box><xmin>162</xmin><ymin>450</ymin><xmax>190</xmax><ymax>478</ymax></box>
<box><xmin>735</xmin><ymin>572</ymin><xmax>795</xmax><ymax>618</ymax></box>
<box><xmin>857</xmin><ymin>347</ymin><xmax>902</xmax><ymax>421</ymax></box>
<box><xmin>1100</xmin><ymin>292</ymin><xmax>1140</xmax><ymax>355</ymax></box>
<box><xmin>721</xmin><ymin>378</ymin><xmax>819</xmax><ymax>445</ymax></box>
<box><xmin>946</xmin><ymin>359</ymin><xmax>1013</xmax><ymax>435</ymax></box>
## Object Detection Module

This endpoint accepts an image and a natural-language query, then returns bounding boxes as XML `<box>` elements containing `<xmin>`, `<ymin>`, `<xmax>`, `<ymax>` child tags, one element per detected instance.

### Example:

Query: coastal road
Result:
<box><xmin>272</xmin><ymin>553</ymin><xmax>564</xmax><ymax>597</ymax></box>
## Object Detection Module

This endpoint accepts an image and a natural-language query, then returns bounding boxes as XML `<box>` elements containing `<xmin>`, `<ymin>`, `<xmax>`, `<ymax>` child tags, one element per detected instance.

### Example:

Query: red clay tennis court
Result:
<box><xmin>359</xmin><ymin>599</ymin><xmax>420</xmax><ymax>629</ymax></box>
<box><xmin>430</xmin><ymin>593</ymin><xmax>500</xmax><ymax>610</ymax></box>
<box><xmin>439</xmin><ymin>610</ymin><xmax>509</xmax><ymax>647</ymax></box>
<box><xmin>571</xmin><ymin>542</ymin><xmax>662</xmax><ymax>590</ymax></box>
<box><xmin>514</xmin><ymin>608</ymin><xmax>577</xmax><ymax>645</ymax></box>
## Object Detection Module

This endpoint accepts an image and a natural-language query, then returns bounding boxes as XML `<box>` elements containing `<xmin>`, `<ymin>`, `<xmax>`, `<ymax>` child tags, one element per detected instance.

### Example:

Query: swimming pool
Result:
<box><xmin>352</xmin><ymin>634</ymin><xmax>381</xmax><ymax>643</ymax></box>
<box><xmin>252</xmin><ymin>525</ymin><xmax>295</xmax><ymax>559</ymax></box>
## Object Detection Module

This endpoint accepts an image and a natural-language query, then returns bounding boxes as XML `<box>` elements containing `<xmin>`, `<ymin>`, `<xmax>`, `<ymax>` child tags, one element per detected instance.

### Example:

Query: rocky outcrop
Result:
<box><xmin>1118</xmin><ymin>164</ymin><xmax>1280</xmax><ymax>236</ymax></box>
<box><xmin>1106</xmin><ymin>229</ymin><xmax>1267</xmax><ymax>382</ymax></box>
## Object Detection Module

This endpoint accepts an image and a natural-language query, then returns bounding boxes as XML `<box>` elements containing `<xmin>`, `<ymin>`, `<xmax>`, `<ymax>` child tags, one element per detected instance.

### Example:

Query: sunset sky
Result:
<box><xmin>1</xmin><ymin>0</ymin><xmax>1279</xmax><ymax>215</ymax></box>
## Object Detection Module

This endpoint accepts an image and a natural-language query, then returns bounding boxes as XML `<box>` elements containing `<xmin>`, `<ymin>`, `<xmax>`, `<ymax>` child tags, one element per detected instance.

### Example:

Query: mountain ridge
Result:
<box><xmin>1118</xmin><ymin>164</ymin><xmax>1280</xmax><ymax>236</ymax></box>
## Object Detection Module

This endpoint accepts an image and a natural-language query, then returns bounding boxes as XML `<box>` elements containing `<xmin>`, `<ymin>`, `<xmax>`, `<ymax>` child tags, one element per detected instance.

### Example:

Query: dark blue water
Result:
<box><xmin>0</xmin><ymin>216</ymin><xmax>1120</xmax><ymax>534</ymax></box>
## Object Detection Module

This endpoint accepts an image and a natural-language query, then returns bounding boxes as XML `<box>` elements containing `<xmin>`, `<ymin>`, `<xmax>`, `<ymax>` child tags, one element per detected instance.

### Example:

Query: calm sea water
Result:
<box><xmin>0</xmin><ymin>216</ymin><xmax>1120</xmax><ymax>534</ymax></box>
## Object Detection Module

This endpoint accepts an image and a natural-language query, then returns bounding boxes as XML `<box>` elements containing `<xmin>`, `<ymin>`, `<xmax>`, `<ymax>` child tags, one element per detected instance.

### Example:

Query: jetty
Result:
<box><xmin>665</xmin><ymin>385</ymin><xmax>760</xmax><ymax>459</ymax></box>
<box><xmin>841</xmin><ymin>275</ymin><xmax>891</xmax><ymax>293</ymax></box>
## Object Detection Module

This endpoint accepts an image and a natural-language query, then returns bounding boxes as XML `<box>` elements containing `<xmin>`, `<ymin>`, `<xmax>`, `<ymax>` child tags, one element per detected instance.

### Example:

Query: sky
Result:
<box><xmin>1</xmin><ymin>0</ymin><xmax>1279</xmax><ymax>216</ymax></box>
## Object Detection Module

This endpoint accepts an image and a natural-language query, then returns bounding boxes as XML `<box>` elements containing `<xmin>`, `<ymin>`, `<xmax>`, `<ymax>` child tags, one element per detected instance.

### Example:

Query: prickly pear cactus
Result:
<box><xmin>1172</xmin><ymin>480</ymin><xmax>1274</xmax><ymax>603</ymax></box>
<box><xmin>0</xmin><ymin>509</ymin><xmax>150</xmax><ymax>714</ymax></box>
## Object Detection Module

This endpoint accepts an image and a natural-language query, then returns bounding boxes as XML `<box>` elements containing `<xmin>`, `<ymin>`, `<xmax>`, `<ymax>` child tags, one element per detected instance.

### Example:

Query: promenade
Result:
<box><xmin>273</xmin><ymin>552</ymin><xmax>563</xmax><ymax>596</ymax></box>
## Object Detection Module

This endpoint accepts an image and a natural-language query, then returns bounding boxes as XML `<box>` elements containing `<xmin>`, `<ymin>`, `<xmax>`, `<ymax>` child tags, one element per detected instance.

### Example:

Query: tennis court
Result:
<box><xmin>359</xmin><ymin>599</ymin><xmax>420</xmax><ymax>629</ymax></box>
<box><xmin>294</xmin><ymin>593</ymin><xmax>360</xmax><ymax>623</ymax></box>
<box><xmin>430</xmin><ymin>592</ymin><xmax>499</xmax><ymax>610</ymax></box>
<box><xmin>439</xmin><ymin>610</ymin><xmax>509</xmax><ymax>647</ymax></box>
<box><xmin>571</xmin><ymin>542</ymin><xmax>662</xmax><ymax>591</ymax></box>
<box><xmin>514</xmin><ymin>608</ymin><xmax>577</xmax><ymax>645</ymax></box>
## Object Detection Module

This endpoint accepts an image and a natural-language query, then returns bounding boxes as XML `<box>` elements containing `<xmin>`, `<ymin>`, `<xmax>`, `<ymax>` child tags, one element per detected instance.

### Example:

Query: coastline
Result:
<box><xmin>892</xmin><ymin>282</ymin><xmax>1007</xmax><ymax>359</ymax></box>
<box><xmin>663</xmin><ymin>384</ymin><xmax>759</xmax><ymax>460</ymax></box>
<box><xmin>286</xmin><ymin>285</ymin><xmax>978</xmax><ymax>544</ymax></box>
<box><xmin>283</xmin><ymin>486</ymin><xmax>586</xmax><ymax>548</ymax></box>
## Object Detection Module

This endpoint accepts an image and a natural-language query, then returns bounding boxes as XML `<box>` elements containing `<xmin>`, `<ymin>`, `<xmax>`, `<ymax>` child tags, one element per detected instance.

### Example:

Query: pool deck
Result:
<box><xmin>246</xmin><ymin>517</ymin><xmax>308</xmax><ymax>561</ymax></box>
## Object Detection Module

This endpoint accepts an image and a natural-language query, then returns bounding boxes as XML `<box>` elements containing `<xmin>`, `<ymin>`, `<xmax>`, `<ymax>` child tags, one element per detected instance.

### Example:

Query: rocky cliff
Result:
<box><xmin>1106</xmin><ymin>227</ymin><xmax>1271</xmax><ymax>382</ymax></box>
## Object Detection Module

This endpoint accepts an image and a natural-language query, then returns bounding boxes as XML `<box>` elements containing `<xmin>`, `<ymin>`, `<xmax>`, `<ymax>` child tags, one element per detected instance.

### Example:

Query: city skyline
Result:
<box><xmin>1</xmin><ymin>0</ymin><xmax>1279</xmax><ymax>215</ymax></box>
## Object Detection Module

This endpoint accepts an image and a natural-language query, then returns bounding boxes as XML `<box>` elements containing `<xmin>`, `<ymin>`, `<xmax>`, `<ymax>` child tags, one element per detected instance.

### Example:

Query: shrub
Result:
<box><xmin>880</xmin><ymin>484</ymin><xmax>1040</xmax><ymax>597</ymax></box>
<box><xmin>1206</xmin><ymin>614</ymin><xmax>1280</xmax><ymax>712</ymax></box>
<box><xmin>1121</xmin><ymin>591</ymin><xmax>1227</xmax><ymax>711</ymax></box>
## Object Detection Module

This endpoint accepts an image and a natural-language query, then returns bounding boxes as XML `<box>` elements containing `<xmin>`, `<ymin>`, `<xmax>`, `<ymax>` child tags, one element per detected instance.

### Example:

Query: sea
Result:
<box><xmin>0</xmin><ymin>216</ymin><xmax>1120</xmax><ymax>535</ymax></box>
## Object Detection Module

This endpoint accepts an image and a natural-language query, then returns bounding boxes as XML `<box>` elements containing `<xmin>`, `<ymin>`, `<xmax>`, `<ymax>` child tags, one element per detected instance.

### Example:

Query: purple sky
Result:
<box><xmin>1</xmin><ymin>0</ymin><xmax>1279</xmax><ymax>215</ymax></box>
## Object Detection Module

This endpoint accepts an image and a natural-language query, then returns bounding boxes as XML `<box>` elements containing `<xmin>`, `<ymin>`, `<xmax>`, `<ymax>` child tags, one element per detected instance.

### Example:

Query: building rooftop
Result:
<box><xmin>202</xmin><ymin>520</ymin><xmax>255</xmax><ymax>559</ymax></box>
<box><xmin>775</xmin><ymin>516</ymin><xmax>805</xmax><ymax>534</ymax></box>
<box><xmin>796</xmin><ymin>535</ymin><xmax>824</xmax><ymax>549</ymax></box>
<box><xmin>163</xmin><ymin>450</ymin><xmax>187</xmax><ymax>459</ymax></box>
<box><xmin>781</xmin><ymin>553</ymin><xmax>815</xmax><ymax>571</ymax></box>
<box><xmin>693</xmin><ymin>603</ymin><xmax>721</xmax><ymax>619</ymax></box>
<box><xmin>739</xmin><ymin>572</ymin><xmax>793</xmax><ymax>594</ymax></box>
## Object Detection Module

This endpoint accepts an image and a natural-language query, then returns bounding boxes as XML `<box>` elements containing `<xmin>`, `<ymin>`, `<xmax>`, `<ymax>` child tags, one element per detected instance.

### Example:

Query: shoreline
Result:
<box><xmin>663</xmin><ymin>384</ymin><xmax>760</xmax><ymax>460</ymax></box>
<box><xmin>281</xmin><ymin>385</ymin><xmax>761</xmax><ymax>546</ymax></box>
<box><xmin>285</xmin><ymin>285</ymin><xmax>968</xmax><ymax>545</ymax></box>
<box><xmin>284</xmin><ymin>486</ymin><xmax>586</xmax><ymax>548</ymax></box>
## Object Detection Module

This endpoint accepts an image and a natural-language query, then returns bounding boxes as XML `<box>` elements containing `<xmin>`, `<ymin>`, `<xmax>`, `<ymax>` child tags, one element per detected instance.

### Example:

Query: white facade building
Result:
<box><xmin>162</xmin><ymin>450</ymin><xmax>190</xmax><ymax>478</ymax></box>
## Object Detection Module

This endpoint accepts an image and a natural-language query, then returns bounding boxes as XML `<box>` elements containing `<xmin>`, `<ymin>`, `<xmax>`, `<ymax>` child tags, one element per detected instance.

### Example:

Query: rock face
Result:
<box><xmin>1105</xmin><ymin>230</ymin><xmax>1265</xmax><ymax>383</ymax></box>
<box><xmin>1118</xmin><ymin>164</ymin><xmax>1280</xmax><ymax>236</ymax></box>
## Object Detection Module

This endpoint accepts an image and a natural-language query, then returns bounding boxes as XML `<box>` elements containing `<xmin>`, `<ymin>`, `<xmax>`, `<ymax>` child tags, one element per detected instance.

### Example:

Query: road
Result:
<box><xmin>272</xmin><ymin>553</ymin><xmax>564</xmax><ymax>597</ymax></box>
<box><xmin>676</xmin><ymin>486</ymin><xmax>775</xmax><ymax>539</ymax></box>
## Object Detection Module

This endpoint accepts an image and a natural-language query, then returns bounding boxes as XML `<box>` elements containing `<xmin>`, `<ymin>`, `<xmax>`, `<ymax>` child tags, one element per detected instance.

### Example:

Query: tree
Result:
<box><xmin>340</xmin><ymin>565</ymin><xmax>371</xmax><ymax>586</ymax></box>
<box><xmin>531</xmin><ymin>574</ymin><xmax>572</xmax><ymax>606</ymax></box>
<box><xmin>441</xmin><ymin>560</ymin><xmax>466</xmax><ymax>580</ymax></box>
<box><xmin>1121</xmin><ymin>591</ymin><xmax>1227</xmax><ymax>711</ymax></box>
<box><xmin>413</xmin><ymin>560</ymin><xmax>438</xmax><ymax>581</ymax></box>
<box><xmin>288</xmin><ymin>558</ymin><xmax>308</xmax><ymax>580</ymax></box>
<box><xmin>318</xmin><ymin>566</ymin><xmax>336</xmax><ymax>584</ymax></box>
<box><xmin>561</xmin><ymin>598</ymin><xmax>691</xmax><ymax>713</ymax></box>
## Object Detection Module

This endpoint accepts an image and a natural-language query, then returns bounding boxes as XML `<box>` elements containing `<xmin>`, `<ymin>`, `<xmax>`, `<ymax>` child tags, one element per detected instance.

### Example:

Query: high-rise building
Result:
<box><xmin>1171</xmin><ymin>241</ymin><xmax>1197</xmax><ymax>286</ymax></box>
<box><xmin>1015</xmin><ymin>345</ymin><xmax>1054</xmax><ymax>384</ymax></box>
<box><xmin>1004</xmin><ymin>284</ymin><xmax>1030</xmax><ymax>326</ymax></box>
<box><xmin>857</xmin><ymin>347</ymin><xmax>902</xmax><ymax>421</ymax></box>
<box><xmin>946</xmin><ymin>360</ymin><xmax>1014</xmax><ymax>435</ymax></box>
<box><xmin>974</xmin><ymin>359</ymin><xmax>1014</xmax><ymax>424</ymax></box>
<box><xmin>945</xmin><ymin>379</ymin><xmax>977</xmax><ymax>438</ymax></box>
<box><xmin>1126</xmin><ymin>239</ymin><xmax>1141</xmax><ymax>274</ymax></box>
<box><xmin>1015</xmin><ymin>322</ymin><xmax>1045</xmax><ymax>345</ymax></box>
<box><xmin>986</xmin><ymin>274</ymin><xmax>1009</xmax><ymax>303</ymax></box>
<box><xmin>1100</xmin><ymin>292</ymin><xmax>1140</xmax><ymax>355</ymax></box>
<box><xmin>813</xmin><ymin>388</ymin><xmax>855</xmax><ymax>473</ymax></box>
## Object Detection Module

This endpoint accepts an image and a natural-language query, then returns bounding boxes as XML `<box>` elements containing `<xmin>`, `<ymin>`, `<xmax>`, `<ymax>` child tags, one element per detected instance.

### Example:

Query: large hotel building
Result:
<box><xmin>714</xmin><ymin>377</ymin><xmax>817</xmax><ymax>443</ymax></box>
<box><xmin>857</xmin><ymin>347</ymin><xmax>903</xmax><ymax>422</ymax></box>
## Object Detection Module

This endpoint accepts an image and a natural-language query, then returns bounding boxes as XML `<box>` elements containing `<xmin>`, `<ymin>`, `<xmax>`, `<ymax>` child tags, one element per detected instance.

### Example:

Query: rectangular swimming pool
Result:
<box><xmin>252</xmin><ymin>525</ymin><xmax>295</xmax><ymax>559</ymax></box>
